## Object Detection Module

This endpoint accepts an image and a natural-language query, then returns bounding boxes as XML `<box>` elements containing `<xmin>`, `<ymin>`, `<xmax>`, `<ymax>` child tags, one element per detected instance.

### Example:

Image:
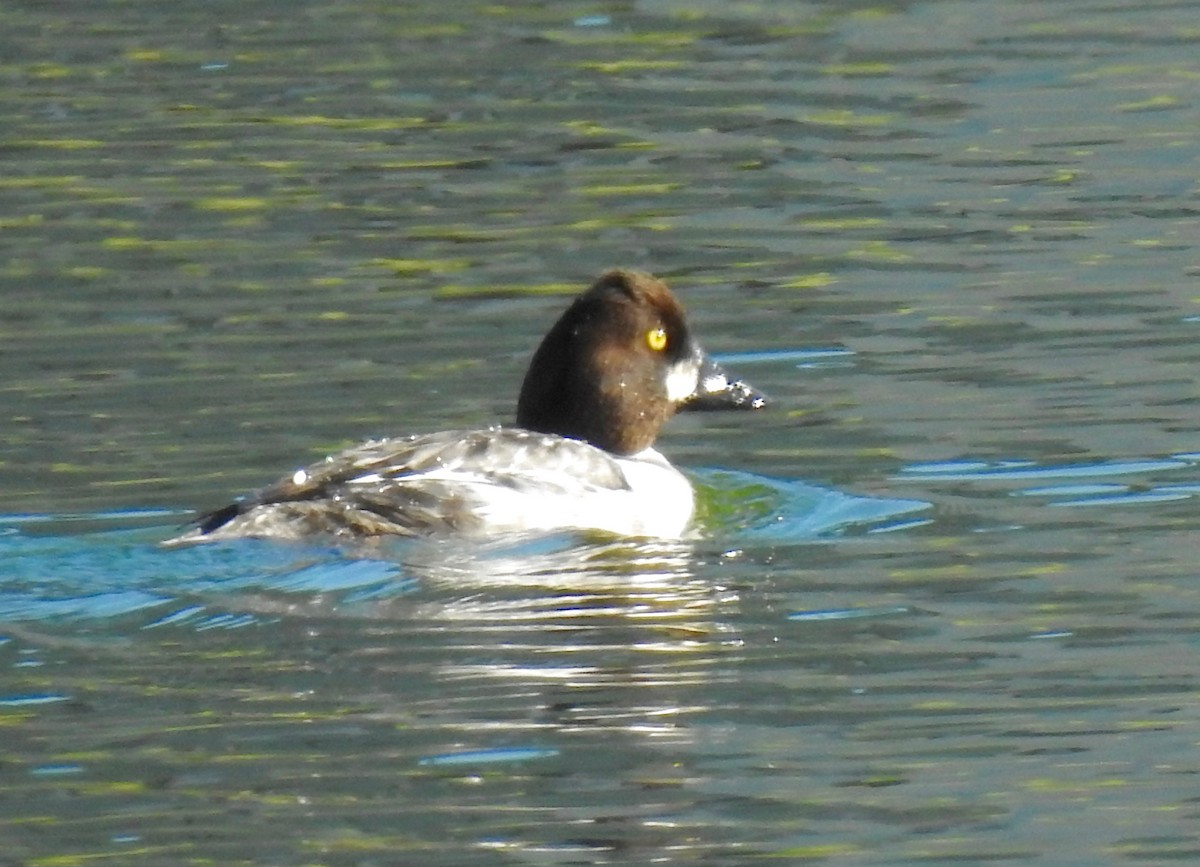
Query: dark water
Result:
<box><xmin>3</xmin><ymin>0</ymin><xmax>1200</xmax><ymax>863</ymax></box>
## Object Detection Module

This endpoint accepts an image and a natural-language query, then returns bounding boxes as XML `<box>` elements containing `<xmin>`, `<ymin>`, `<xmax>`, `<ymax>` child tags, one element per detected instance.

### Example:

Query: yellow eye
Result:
<box><xmin>646</xmin><ymin>327</ymin><xmax>668</xmax><ymax>352</ymax></box>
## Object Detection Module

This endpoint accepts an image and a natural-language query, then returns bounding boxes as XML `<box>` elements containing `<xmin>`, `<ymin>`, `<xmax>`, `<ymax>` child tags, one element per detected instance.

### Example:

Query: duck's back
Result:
<box><xmin>167</xmin><ymin>427</ymin><xmax>694</xmax><ymax>543</ymax></box>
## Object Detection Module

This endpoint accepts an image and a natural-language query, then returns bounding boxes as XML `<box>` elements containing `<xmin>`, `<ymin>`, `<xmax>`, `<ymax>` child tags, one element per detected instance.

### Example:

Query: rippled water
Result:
<box><xmin>3</xmin><ymin>0</ymin><xmax>1200</xmax><ymax>863</ymax></box>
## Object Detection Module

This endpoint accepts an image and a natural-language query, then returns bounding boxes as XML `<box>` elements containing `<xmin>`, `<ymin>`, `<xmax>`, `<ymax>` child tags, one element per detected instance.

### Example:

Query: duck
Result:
<box><xmin>165</xmin><ymin>269</ymin><xmax>765</xmax><ymax>545</ymax></box>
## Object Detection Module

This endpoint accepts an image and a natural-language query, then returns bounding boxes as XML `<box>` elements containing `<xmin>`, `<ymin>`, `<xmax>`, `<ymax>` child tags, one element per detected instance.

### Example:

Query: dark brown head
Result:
<box><xmin>516</xmin><ymin>269</ymin><xmax>764</xmax><ymax>455</ymax></box>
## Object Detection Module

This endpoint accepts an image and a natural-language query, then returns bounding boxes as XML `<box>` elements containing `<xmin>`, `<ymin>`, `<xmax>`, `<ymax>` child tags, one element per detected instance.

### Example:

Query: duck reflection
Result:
<box><xmin>363</xmin><ymin>533</ymin><xmax>742</xmax><ymax>743</ymax></box>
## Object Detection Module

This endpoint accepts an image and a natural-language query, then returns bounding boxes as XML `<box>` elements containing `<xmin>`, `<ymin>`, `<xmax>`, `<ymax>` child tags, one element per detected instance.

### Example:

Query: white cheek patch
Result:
<box><xmin>664</xmin><ymin>358</ymin><xmax>701</xmax><ymax>403</ymax></box>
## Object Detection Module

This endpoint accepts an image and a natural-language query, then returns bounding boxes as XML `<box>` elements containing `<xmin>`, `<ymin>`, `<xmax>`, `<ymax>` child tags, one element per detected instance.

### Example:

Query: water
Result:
<box><xmin>3</xmin><ymin>0</ymin><xmax>1200</xmax><ymax>863</ymax></box>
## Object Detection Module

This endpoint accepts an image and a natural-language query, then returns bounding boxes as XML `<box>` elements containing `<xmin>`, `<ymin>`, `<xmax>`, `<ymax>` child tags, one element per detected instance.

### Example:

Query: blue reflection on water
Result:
<box><xmin>0</xmin><ymin>512</ymin><xmax>416</xmax><ymax>626</ymax></box>
<box><xmin>788</xmin><ymin>605</ymin><xmax>913</xmax><ymax>622</ymax></box>
<box><xmin>0</xmin><ymin>693</ymin><xmax>71</xmax><ymax>706</ymax></box>
<box><xmin>30</xmin><ymin>764</ymin><xmax>86</xmax><ymax>777</ymax></box>
<box><xmin>694</xmin><ymin>468</ymin><xmax>930</xmax><ymax>542</ymax></box>
<box><xmin>714</xmin><ymin>347</ymin><xmax>855</xmax><ymax>369</ymax></box>
<box><xmin>896</xmin><ymin>457</ymin><xmax>1189</xmax><ymax>481</ymax></box>
<box><xmin>418</xmin><ymin>747</ymin><xmax>560</xmax><ymax>767</ymax></box>
<box><xmin>0</xmin><ymin>470</ymin><xmax>930</xmax><ymax>628</ymax></box>
<box><xmin>893</xmin><ymin>454</ymin><xmax>1200</xmax><ymax>508</ymax></box>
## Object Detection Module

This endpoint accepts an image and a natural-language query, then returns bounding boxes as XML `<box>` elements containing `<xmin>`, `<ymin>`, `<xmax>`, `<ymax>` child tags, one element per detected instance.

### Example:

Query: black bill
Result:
<box><xmin>681</xmin><ymin>352</ymin><xmax>768</xmax><ymax>412</ymax></box>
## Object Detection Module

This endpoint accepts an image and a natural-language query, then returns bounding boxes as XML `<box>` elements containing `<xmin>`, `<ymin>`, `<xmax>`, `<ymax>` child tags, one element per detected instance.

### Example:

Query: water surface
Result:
<box><xmin>3</xmin><ymin>0</ymin><xmax>1199</xmax><ymax>863</ymax></box>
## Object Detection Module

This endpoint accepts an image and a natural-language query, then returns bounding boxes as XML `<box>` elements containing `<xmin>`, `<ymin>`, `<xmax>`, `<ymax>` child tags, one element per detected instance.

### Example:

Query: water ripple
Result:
<box><xmin>0</xmin><ymin>469</ymin><xmax>929</xmax><ymax>628</ymax></box>
<box><xmin>894</xmin><ymin>454</ymin><xmax>1200</xmax><ymax>508</ymax></box>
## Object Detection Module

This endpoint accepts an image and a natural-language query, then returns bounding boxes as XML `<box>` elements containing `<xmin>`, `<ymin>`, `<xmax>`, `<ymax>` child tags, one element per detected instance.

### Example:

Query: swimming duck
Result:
<box><xmin>167</xmin><ymin>269</ymin><xmax>765</xmax><ymax>543</ymax></box>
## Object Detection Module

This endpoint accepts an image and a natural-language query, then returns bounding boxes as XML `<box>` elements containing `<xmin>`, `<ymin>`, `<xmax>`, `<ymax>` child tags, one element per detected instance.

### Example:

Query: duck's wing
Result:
<box><xmin>169</xmin><ymin>428</ymin><xmax>631</xmax><ymax>543</ymax></box>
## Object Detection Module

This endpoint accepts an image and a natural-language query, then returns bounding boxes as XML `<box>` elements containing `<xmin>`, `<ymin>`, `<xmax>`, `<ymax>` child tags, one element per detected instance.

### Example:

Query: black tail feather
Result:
<box><xmin>194</xmin><ymin>502</ymin><xmax>242</xmax><ymax>535</ymax></box>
